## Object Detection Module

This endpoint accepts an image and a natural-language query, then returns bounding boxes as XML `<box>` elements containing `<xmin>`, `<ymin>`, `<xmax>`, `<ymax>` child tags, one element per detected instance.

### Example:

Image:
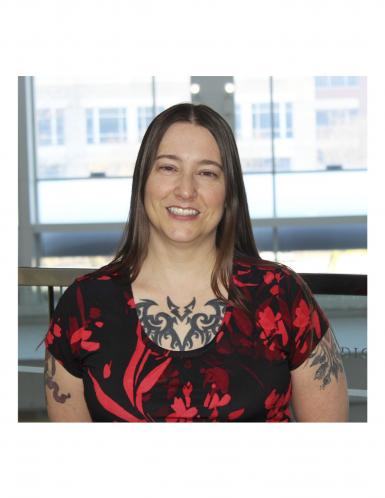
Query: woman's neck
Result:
<box><xmin>138</xmin><ymin>242</ymin><xmax>218</xmax><ymax>289</ymax></box>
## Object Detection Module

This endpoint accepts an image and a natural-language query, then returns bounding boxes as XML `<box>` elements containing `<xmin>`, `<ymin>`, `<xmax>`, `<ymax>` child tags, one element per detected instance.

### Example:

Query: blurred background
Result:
<box><xmin>18</xmin><ymin>76</ymin><xmax>367</xmax><ymax>421</ymax></box>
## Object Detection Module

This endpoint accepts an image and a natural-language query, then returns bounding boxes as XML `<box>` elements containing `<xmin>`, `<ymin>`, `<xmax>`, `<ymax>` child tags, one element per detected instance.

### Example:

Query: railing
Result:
<box><xmin>18</xmin><ymin>267</ymin><xmax>367</xmax><ymax>402</ymax></box>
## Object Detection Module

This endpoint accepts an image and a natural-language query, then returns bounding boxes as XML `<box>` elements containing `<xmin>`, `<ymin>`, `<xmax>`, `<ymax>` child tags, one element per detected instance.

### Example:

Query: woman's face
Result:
<box><xmin>144</xmin><ymin>122</ymin><xmax>226</xmax><ymax>247</ymax></box>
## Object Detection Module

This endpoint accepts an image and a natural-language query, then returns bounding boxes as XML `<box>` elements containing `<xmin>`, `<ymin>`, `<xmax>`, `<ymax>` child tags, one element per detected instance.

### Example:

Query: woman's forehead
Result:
<box><xmin>157</xmin><ymin>122</ymin><xmax>221</xmax><ymax>160</ymax></box>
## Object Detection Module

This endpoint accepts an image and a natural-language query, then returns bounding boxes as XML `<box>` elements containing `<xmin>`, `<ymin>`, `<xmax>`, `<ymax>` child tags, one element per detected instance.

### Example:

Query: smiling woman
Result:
<box><xmin>144</xmin><ymin>122</ymin><xmax>226</xmax><ymax>250</ymax></box>
<box><xmin>44</xmin><ymin>102</ymin><xmax>349</xmax><ymax>422</ymax></box>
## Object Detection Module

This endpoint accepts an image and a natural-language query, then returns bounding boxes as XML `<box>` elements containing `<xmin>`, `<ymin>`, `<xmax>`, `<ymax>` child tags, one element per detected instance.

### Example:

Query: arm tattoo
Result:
<box><xmin>44</xmin><ymin>351</ymin><xmax>71</xmax><ymax>403</ymax></box>
<box><xmin>307</xmin><ymin>328</ymin><xmax>345</xmax><ymax>390</ymax></box>
<box><xmin>136</xmin><ymin>296</ymin><xmax>226</xmax><ymax>351</ymax></box>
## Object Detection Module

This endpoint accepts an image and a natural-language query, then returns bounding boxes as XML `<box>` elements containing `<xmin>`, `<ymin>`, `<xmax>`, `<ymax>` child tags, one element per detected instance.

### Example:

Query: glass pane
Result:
<box><xmin>39</xmin><ymin>230</ymin><xmax>121</xmax><ymax>261</ymax></box>
<box><xmin>233</xmin><ymin>77</ymin><xmax>272</xmax><ymax>172</ymax></box>
<box><xmin>37</xmin><ymin>172</ymin><xmax>274</xmax><ymax>224</ymax></box>
<box><xmin>277</xmin><ymin>248</ymin><xmax>367</xmax><ymax>274</ymax></box>
<box><xmin>36</xmin><ymin>109</ymin><xmax>52</xmax><ymax>145</ymax></box>
<box><xmin>271</xmin><ymin>77</ymin><xmax>366</xmax><ymax>171</ymax></box>
<box><xmin>275</xmin><ymin>170</ymin><xmax>367</xmax><ymax>217</ymax></box>
<box><xmin>56</xmin><ymin>109</ymin><xmax>64</xmax><ymax>145</ymax></box>
<box><xmin>330</xmin><ymin>76</ymin><xmax>345</xmax><ymax>86</ymax></box>
<box><xmin>153</xmin><ymin>76</ymin><xmax>191</xmax><ymax>114</ymax></box>
<box><xmin>37</xmin><ymin>177</ymin><xmax>132</xmax><ymax>223</ymax></box>
<box><xmin>137</xmin><ymin>105</ymin><xmax>165</xmax><ymax>142</ymax></box>
<box><xmin>244</xmin><ymin>173</ymin><xmax>274</xmax><ymax>218</ymax></box>
<box><xmin>34</xmin><ymin>77</ymin><xmax>153</xmax><ymax>179</ymax></box>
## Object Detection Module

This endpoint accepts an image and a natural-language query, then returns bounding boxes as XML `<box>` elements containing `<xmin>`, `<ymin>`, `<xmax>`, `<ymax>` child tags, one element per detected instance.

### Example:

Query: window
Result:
<box><xmin>316</xmin><ymin>109</ymin><xmax>360</xmax><ymax>127</ymax></box>
<box><xmin>137</xmin><ymin>106</ymin><xmax>164</xmax><ymax>140</ymax></box>
<box><xmin>315</xmin><ymin>76</ymin><xmax>328</xmax><ymax>87</ymax></box>
<box><xmin>315</xmin><ymin>76</ymin><xmax>360</xmax><ymax>88</ymax></box>
<box><xmin>85</xmin><ymin>107</ymin><xmax>128</xmax><ymax>145</ymax></box>
<box><xmin>285</xmin><ymin>103</ymin><xmax>293</xmax><ymax>138</ymax></box>
<box><xmin>316</xmin><ymin>110</ymin><xmax>329</xmax><ymax>126</ymax></box>
<box><xmin>330</xmin><ymin>76</ymin><xmax>345</xmax><ymax>86</ymax></box>
<box><xmin>99</xmin><ymin>108</ymin><xmax>127</xmax><ymax>143</ymax></box>
<box><xmin>36</xmin><ymin>108</ymin><xmax>65</xmax><ymax>146</ymax></box>
<box><xmin>29</xmin><ymin>76</ymin><xmax>366</xmax><ymax>276</ymax></box>
<box><xmin>235</xmin><ymin>103</ymin><xmax>241</xmax><ymax>139</ymax></box>
<box><xmin>252</xmin><ymin>102</ymin><xmax>280</xmax><ymax>138</ymax></box>
<box><xmin>86</xmin><ymin>109</ymin><xmax>95</xmax><ymax>144</ymax></box>
<box><xmin>276</xmin><ymin>157</ymin><xmax>291</xmax><ymax>171</ymax></box>
<box><xmin>347</xmin><ymin>76</ymin><xmax>359</xmax><ymax>86</ymax></box>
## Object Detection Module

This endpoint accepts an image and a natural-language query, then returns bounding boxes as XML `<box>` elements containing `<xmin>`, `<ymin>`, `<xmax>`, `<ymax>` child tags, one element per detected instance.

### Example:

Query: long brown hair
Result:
<box><xmin>104</xmin><ymin>102</ymin><xmax>261</xmax><ymax>317</ymax></box>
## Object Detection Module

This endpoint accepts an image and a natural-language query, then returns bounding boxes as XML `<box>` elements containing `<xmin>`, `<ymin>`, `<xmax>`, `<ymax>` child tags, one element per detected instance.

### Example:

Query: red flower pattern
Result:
<box><xmin>166</xmin><ymin>381</ymin><xmax>198</xmax><ymax>422</ymax></box>
<box><xmin>264</xmin><ymin>387</ymin><xmax>292</xmax><ymax>422</ymax></box>
<box><xmin>263</xmin><ymin>271</ymin><xmax>283</xmax><ymax>296</ymax></box>
<box><xmin>257</xmin><ymin>306</ymin><xmax>288</xmax><ymax>351</ymax></box>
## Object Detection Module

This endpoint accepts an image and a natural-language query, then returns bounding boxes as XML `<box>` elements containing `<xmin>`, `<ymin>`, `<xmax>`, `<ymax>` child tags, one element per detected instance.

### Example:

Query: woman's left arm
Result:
<box><xmin>290</xmin><ymin>327</ymin><xmax>349</xmax><ymax>422</ymax></box>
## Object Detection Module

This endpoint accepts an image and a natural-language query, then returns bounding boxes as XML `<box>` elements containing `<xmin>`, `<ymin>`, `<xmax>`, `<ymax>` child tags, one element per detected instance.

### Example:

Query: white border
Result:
<box><xmin>2</xmin><ymin>0</ymin><xmax>383</xmax><ymax>496</ymax></box>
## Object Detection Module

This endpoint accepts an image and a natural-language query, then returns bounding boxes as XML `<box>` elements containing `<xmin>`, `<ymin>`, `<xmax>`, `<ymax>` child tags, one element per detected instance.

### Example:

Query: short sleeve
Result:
<box><xmin>284</xmin><ymin>268</ymin><xmax>330</xmax><ymax>371</ymax></box>
<box><xmin>44</xmin><ymin>281</ymin><xmax>84</xmax><ymax>378</ymax></box>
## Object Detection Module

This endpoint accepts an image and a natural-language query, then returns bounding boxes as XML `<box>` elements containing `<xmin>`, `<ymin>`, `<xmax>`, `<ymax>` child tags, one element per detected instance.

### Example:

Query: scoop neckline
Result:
<box><xmin>128</xmin><ymin>258</ymin><xmax>238</xmax><ymax>358</ymax></box>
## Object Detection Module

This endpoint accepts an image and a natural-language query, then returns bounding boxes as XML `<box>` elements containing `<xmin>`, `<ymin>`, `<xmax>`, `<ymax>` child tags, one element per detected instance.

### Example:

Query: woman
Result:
<box><xmin>44</xmin><ymin>102</ymin><xmax>349</xmax><ymax>422</ymax></box>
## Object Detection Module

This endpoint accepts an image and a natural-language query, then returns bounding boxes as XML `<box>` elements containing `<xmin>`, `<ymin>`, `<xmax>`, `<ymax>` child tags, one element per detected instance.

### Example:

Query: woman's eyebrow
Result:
<box><xmin>156</xmin><ymin>154</ymin><xmax>223</xmax><ymax>170</ymax></box>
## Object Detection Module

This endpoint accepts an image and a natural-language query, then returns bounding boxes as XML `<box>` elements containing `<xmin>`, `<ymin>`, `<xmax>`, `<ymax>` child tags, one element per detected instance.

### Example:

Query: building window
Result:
<box><xmin>137</xmin><ymin>106</ymin><xmax>163</xmax><ymax>139</ymax></box>
<box><xmin>36</xmin><ymin>108</ymin><xmax>65</xmax><ymax>146</ymax></box>
<box><xmin>315</xmin><ymin>76</ymin><xmax>328</xmax><ymax>87</ymax></box>
<box><xmin>277</xmin><ymin>157</ymin><xmax>291</xmax><ymax>171</ymax></box>
<box><xmin>285</xmin><ymin>103</ymin><xmax>293</xmax><ymax>138</ymax></box>
<box><xmin>56</xmin><ymin>109</ymin><xmax>64</xmax><ymax>145</ymax></box>
<box><xmin>330</xmin><ymin>76</ymin><xmax>345</xmax><ymax>86</ymax></box>
<box><xmin>315</xmin><ymin>76</ymin><xmax>360</xmax><ymax>88</ymax></box>
<box><xmin>347</xmin><ymin>76</ymin><xmax>359</xmax><ymax>86</ymax></box>
<box><xmin>316</xmin><ymin>110</ymin><xmax>329</xmax><ymax>126</ymax></box>
<box><xmin>85</xmin><ymin>108</ymin><xmax>127</xmax><ymax>144</ymax></box>
<box><xmin>252</xmin><ymin>102</ymin><xmax>280</xmax><ymax>138</ymax></box>
<box><xmin>235</xmin><ymin>103</ymin><xmax>241</xmax><ymax>138</ymax></box>
<box><xmin>86</xmin><ymin>109</ymin><xmax>95</xmax><ymax>144</ymax></box>
<box><xmin>316</xmin><ymin>109</ymin><xmax>360</xmax><ymax>127</ymax></box>
<box><xmin>99</xmin><ymin>108</ymin><xmax>127</xmax><ymax>143</ymax></box>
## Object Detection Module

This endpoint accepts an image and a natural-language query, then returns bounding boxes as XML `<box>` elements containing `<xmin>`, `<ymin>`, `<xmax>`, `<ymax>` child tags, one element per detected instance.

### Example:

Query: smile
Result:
<box><xmin>166</xmin><ymin>207</ymin><xmax>200</xmax><ymax>219</ymax></box>
<box><xmin>167</xmin><ymin>206</ymin><xmax>200</xmax><ymax>216</ymax></box>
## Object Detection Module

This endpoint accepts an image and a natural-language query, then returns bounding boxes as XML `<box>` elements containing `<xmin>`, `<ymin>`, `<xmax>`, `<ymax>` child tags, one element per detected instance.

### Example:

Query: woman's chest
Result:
<box><xmin>131</xmin><ymin>282</ymin><xmax>227</xmax><ymax>352</ymax></box>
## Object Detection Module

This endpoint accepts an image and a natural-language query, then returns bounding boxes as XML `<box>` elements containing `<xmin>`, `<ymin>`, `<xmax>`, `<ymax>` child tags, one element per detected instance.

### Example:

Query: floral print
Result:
<box><xmin>45</xmin><ymin>254</ymin><xmax>330</xmax><ymax>422</ymax></box>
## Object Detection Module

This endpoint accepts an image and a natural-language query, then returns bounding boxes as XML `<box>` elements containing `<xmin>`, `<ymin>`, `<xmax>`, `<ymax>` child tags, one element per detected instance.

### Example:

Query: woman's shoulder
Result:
<box><xmin>63</xmin><ymin>265</ymin><xmax>125</xmax><ymax>295</ymax></box>
<box><xmin>234</xmin><ymin>253</ymin><xmax>297</xmax><ymax>277</ymax></box>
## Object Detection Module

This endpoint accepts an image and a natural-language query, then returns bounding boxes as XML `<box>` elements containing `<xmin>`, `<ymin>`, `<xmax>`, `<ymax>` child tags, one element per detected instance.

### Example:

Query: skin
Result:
<box><xmin>44</xmin><ymin>349</ymin><xmax>92</xmax><ymax>422</ymax></box>
<box><xmin>290</xmin><ymin>328</ymin><xmax>349</xmax><ymax>421</ymax></box>
<box><xmin>136</xmin><ymin>295</ymin><xmax>226</xmax><ymax>351</ymax></box>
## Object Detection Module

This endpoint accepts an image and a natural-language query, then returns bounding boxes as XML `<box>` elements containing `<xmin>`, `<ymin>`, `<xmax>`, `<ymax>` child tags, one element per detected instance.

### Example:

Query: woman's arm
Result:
<box><xmin>290</xmin><ymin>328</ymin><xmax>349</xmax><ymax>422</ymax></box>
<box><xmin>44</xmin><ymin>349</ymin><xmax>92</xmax><ymax>422</ymax></box>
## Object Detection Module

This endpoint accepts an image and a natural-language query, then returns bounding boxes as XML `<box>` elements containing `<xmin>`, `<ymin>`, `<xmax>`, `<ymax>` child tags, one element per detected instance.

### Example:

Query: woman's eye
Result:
<box><xmin>200</xmin><ymin>171</ymin><xmax>217</xmax><ymax>178</ymax></box>
<box><xmin>159</xmin><ymin>165</ymin><xmax>175</xmax><ymax>172</ymax></box>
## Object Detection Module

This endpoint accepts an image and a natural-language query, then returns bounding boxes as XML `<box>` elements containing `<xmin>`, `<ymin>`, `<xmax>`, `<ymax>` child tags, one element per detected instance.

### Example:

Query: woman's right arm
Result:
<box><xmin>44</xmin><ymin>349</ymin><xmax>92</xmax><ymax>422</ymax></box>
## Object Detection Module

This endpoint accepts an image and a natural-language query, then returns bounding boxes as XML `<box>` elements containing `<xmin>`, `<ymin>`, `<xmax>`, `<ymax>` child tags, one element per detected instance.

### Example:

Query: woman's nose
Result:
<box><xmin>174</xmin><ymin>172</ymin><xmax>197</xmax><ymax>199</ymax></box>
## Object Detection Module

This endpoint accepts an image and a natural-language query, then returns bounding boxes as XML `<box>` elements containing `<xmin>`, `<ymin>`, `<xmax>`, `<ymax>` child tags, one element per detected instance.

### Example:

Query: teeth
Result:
<box><xmin>168</xmin><ymin>207</ymin><xmax>199</xmax><ymax>216</ymax></box>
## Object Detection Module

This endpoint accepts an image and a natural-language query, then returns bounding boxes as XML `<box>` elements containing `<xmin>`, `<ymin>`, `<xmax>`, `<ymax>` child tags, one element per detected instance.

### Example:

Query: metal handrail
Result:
<box><xmin>18</xmin><ymin>267</ymin><xmax>368</xmax><ymax>294</ymax></box>
<box><xmin>18</xmin><ymin>266</ymin><xmax>367</xmax><ymax>324</ymax></box>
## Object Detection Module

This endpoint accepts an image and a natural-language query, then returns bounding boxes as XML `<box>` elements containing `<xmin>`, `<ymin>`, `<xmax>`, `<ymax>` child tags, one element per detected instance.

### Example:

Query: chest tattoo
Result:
<box><xmin>136</xmin><ymin>296</ymin><xmax>226</xmax><ymax>351</ymax></box>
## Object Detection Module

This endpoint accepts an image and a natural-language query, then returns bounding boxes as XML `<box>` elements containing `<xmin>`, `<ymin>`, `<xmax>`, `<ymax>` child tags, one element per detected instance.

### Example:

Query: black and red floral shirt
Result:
<box><xmin>45</xmin><ymin>255</ymin><xmax>330</xmax><ymax>422</ymax></box>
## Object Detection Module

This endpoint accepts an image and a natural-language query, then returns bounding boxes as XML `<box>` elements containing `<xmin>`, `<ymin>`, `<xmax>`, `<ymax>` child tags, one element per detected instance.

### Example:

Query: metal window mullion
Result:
<box><xmin>269</xmin><ymin>77</ymin><xmax>278</xmax><ymax>260</ymax></box>
<box><xmin>95</xmin><ymin>108</ymin><xmax>100</xmax><ymax>144</ymax></box>
<box><xmin>52</xmin><ymin>107</ymin><xmax>57</xmax><ymax>146</ymax></box>
<box><xmin>26</xmin><ymin>77</ymin><xmax>40</xmax><ymax>225</ymax></box>
<box><xmin>152</xmin><ymin>76</ymin><xmax>156</xmax><ymax>118</ymax></box>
